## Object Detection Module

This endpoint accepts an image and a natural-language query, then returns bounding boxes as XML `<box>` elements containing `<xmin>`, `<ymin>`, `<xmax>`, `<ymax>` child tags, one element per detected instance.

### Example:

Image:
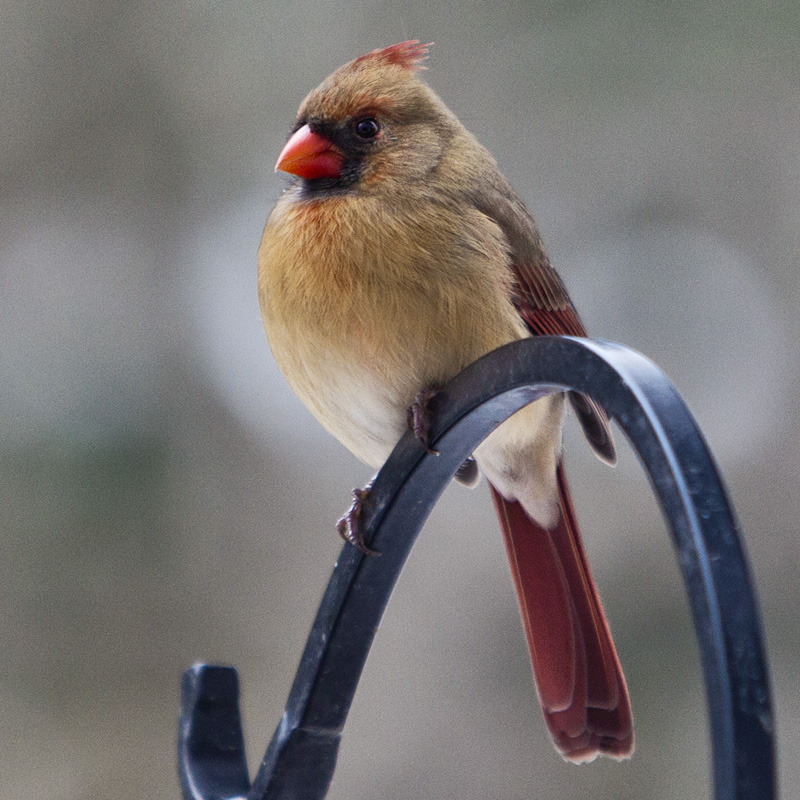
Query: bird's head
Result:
<box><xmin>275</xmin><ymin>41</ymin><xmax>458</xmax><ymax>196</ymax></box>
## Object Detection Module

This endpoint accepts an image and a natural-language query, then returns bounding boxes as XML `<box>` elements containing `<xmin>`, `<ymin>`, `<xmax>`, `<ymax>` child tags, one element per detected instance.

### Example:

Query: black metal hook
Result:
<box><xmin>178</xmin><ymin>337</ymin><xmax>776</xmax><ymax>800</ymax></box>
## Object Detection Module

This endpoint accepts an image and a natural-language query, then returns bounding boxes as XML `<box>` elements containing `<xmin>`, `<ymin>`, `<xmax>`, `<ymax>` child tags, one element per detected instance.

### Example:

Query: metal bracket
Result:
<box><xmin>178</xmin><ymin>337</ymin><xmax>776</xmax><ymax>800</ymax></box>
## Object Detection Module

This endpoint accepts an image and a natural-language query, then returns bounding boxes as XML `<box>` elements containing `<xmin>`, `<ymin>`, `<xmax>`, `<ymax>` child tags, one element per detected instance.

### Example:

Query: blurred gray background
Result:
<box><xmin>2</xmin><ymin>2</ymin><xmax>798</xmax><ymax>798</ymax></box>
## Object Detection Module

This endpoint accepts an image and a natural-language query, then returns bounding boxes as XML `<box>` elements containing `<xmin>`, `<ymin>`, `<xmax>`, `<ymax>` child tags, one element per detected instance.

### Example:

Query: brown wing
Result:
<box><xmin>509</xmin><ymin>255</ymin><xmax>616</xmax><ymax>465</ymax></box>
<box><xmin>471</xmin><ymin>176</ymin><xmax>616</xmax><ymax>464</ymax></box>
<box><xmin>508</xmin><ymin>254</ymin><xmax>588</xmax><ymax>337</ymax></box>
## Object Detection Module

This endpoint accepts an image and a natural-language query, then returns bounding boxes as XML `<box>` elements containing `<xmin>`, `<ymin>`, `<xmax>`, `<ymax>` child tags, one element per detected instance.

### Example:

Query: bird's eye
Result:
<box><xmin>354</xmin><ymin>117</ymin><xmax>380</xmax><ymax>140</ymax></box>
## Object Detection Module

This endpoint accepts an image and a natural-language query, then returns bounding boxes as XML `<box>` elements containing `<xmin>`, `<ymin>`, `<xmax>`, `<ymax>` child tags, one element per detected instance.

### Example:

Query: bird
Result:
<box><xmin>257</xmin><ymin>40</ymin><xmax>633</xmax><ymax>763</ymax></box>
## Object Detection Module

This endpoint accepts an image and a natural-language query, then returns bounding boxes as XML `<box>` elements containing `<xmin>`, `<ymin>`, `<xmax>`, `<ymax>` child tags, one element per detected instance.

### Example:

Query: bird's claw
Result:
<box><xmin>407</xmin><ymin>387</ymin><xmax>440</xmax><ymax>455</ymax></box>
<box><xmin>336</xmin><ymin>486</ymin><xmax>380</xmax><ymax>556</ymax></box>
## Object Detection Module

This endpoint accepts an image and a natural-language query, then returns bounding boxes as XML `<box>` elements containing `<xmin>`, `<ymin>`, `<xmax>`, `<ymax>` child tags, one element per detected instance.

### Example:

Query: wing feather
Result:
<box><xmin>471</xmin><ymin>180</ymin><xmax>616</xmax><ymax>464</ymax></box>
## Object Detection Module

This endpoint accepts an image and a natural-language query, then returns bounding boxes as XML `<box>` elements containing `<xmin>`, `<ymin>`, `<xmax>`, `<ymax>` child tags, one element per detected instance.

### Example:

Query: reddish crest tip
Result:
<box><xmin>354</xmin><ymin>40</ymin><xmax>433</xmax><ymax>71</ymax></box>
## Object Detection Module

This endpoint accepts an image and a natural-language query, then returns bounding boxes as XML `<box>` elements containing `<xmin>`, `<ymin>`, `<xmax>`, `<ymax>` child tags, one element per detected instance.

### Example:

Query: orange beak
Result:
<box><xmin>275</xmin><ymin>124</ymin><xmax>344</xmax><ymax>180</ymax></box>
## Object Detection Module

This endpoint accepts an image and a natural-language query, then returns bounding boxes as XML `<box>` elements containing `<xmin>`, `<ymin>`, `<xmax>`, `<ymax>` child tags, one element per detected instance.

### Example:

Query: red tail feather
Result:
<box><xmin>489</xmin><ymin>464</ymin><xmax>633</xmax><ymax>763</ymax></box>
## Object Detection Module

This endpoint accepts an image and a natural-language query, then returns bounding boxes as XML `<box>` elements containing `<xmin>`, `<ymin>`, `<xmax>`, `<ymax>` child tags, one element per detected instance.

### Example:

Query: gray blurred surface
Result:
<box><xmin>2</xmin><ymin>2</ymin><xmax>798</xmax><ymax>798</ymax></box>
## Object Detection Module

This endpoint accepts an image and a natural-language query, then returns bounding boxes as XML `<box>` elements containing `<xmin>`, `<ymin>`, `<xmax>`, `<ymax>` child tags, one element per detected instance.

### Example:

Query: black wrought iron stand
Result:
<box><xmin>178</xmin><ymin>337</ymin><xmax>776</xmax><ymax>800</ymax></box>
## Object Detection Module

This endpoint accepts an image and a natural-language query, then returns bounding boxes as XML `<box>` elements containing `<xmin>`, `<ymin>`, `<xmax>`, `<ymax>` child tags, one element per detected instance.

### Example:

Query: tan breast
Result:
<box><xmin>258</xmin><ymin>189</ymin><xmax>529</xmax><ymax>466</ymax></box>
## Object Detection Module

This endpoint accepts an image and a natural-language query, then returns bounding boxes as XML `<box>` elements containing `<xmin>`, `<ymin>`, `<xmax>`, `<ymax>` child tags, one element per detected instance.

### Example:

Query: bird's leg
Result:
<box><xmin>406</xmin><ymin>387</ymin><xmax>440</xmax><ymax>455</ymax></box>
<box><xmin>336</xmin><ymin>481</ymin><xmax>380</xmax><ymax>556</ymax></box>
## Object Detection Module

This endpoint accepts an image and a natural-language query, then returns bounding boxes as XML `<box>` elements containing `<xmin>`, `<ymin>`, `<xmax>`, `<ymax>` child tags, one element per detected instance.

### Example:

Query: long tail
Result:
<box><xmin>489</xmin><ymin>463</ymin><xmax>633</xmax><ymax>763</ymax></box>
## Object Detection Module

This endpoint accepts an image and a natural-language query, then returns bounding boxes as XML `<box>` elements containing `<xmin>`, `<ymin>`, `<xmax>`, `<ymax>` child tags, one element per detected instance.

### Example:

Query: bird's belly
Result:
<box><xmin>275</xmin><ymin>331</ymin><xmax>432</xmax><ymax>468</ymax></box>
<box><xmin>270</xmin><ymin>306</ymin><xmax>564</xmax><ymax>491</ymax></box>
<box><xmin>266</xmin><ymin>275</ymin><xmax>530</xmax><ymax>469</ymax></box>
<box><xmin>267</xmin><ymin>289</ymin><xmax>567</xmax><ymax>528</ymax></box>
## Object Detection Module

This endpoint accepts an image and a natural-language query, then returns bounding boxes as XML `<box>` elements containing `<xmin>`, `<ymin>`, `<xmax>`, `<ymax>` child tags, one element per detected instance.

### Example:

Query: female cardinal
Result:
<box><xmin>258</xmin><ymin>41</ymin><xmax>633</xmax><ymax>763</ymax></box>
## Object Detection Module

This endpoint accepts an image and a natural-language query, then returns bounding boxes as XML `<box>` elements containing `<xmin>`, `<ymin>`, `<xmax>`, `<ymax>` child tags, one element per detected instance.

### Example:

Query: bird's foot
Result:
<box><xmin>336</xmin><ymin>484</ymin><xmax>380</xmax><ymax>556</ymax></box>
<box><xmin>406</xmin><ymin>387</ymin><xmax>440</xmax><ymax>455</ymax></box>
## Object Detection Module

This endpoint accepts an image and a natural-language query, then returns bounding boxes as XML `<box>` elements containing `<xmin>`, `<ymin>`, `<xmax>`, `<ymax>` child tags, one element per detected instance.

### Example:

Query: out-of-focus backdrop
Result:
<box><xmin>2</xmin><ymin>2</ymin><xmax>797</xmax><ymax>798</ymax></box>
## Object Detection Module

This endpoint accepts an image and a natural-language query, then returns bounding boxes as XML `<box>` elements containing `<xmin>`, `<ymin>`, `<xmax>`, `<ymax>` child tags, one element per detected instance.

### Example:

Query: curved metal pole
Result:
<box><xmin>178</xmin><ymin>337</ymin><xmax>775</xmax><ymax>800</ymax></box>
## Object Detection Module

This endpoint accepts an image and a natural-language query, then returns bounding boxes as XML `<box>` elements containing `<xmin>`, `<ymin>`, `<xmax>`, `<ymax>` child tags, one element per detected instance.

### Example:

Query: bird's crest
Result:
<box><xmin>353</xmin><ymin>40</ymin><xmax>432</xmax><ymax>72</ymax></box>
